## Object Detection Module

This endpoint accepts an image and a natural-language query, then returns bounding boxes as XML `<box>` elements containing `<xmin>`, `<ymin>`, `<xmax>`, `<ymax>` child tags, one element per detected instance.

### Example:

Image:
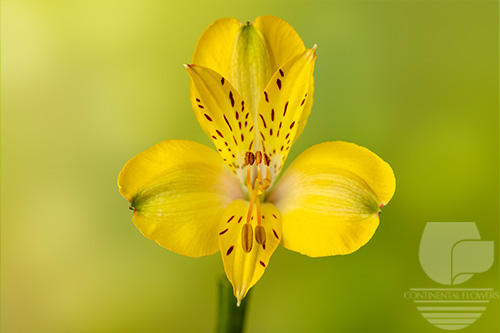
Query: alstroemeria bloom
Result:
<box><xmin>118</xmin><ymin>16</ymin><xmax>395</xmax><ymax>305</ymax></box>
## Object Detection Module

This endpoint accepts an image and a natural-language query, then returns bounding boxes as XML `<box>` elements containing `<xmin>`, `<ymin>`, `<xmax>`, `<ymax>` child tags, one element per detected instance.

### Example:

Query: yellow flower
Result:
<box><xmin>118</xmin><ymin>16</ymin><xmax>395</xmax><ymax>305</ymax></box>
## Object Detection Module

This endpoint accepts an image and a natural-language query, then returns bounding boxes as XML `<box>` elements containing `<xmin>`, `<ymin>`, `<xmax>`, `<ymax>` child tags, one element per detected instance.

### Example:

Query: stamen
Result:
<box><xmin>263</xmin><ymin>153</ymin><xmax>270</xmax><ymax>166</ymax></box>
<box><xmin>246</xmin><ymin>187</ymin><xmax>258</xmax><ymax>224</ymax></box>
<box><xmin>255</xmin><ymin>225</ymin><xmax>266</xmax><ymax>245</ymax></box>
<box><xmin>256</xmin><ymin>194</ymin><xmax>262</xmax><ymax>226</ymax></box>
<box><xmin>246</xmin><ymin>167</ymin><xmax>252</xmax><ymax>194</ymax></box>
<box><xmin>255</xmin><ymin>151</ymin><xmax>262</xmax><ymax>164</ymax></box>
<box><xmin>244</xmin><ymin>151</ymin><xmax>255</xmax><ymax>166</ymax></box>
<box><xmin>241</xmin><ymin>223</ymin><xmax>253</xmax><ymax>253</ymax></box>
<box><xmin>261</xmin><ymin>168</ymin><xmax>271</xmax><ymax>191</ymax></box>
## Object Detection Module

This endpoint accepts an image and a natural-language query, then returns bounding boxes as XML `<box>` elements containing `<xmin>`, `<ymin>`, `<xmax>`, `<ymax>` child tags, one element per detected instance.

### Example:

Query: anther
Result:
<box><xmin>263</xmin><ymin>153</ymin><xmax>270</xmax><ymax>166</ymax></box>
<box><xmin>244</xmin><ymin>151</ymin><xmax>255</xmax><ymax>166</ymax></box>
<box><xmin>260</xmin><ymin>178</ymin><xmax>271</xmax><ymax>191</ymax></box>
<box><xmin>241</xmin><ymin>223</ymin><xmax>253</xmax><ymax>253</ymax></box>
<box><xmin>260</xmin><ymin>167</ymin><xmax>271</xmax><ymax>191</ymax></box>
<box><xmin>255</xmin><ymin>151</ymin><xmax>262</xmax><ymax>164</ymax></box>
<box><xmin>255</xmin><ymin>225</ymin><xmax>266</xmax><ymax>245</ymax></box>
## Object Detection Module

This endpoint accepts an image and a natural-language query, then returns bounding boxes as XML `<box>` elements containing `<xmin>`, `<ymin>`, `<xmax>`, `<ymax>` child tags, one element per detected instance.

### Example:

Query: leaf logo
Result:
<box><xmin>419</xmin><ymin>222</ymin><xmax>494</xmax><ymax>285</ymax></box>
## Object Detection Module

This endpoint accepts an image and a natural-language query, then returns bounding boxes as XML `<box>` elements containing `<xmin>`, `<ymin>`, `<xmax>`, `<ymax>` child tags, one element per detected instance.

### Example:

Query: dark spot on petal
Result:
<box><xmin>241</xmin><ymin>134</ymin><xmax>244</xmax><ymax>142</ymax></box>
<box><xmin>204</xmin><ymin>114</ymin><xmax>212</xmax><ymax>121</ymax></box>
<box><xmin>212</xmin><ymin>135</ymin><xmax>217</xmax><ymax>140</ymax></box>
<box><xmin>235</xmin><ymin>111</ymin><xmax>239</xmax><ymax>120</ymax></box>
<box><xmin>271</xmin><ymin>109</ymin><xmax>275</xmax><ymax>121</ymax></box>
<box><xmin>260</xmin><ymin>261</ymin><xmax>266</xmax><ymax>267</ymax></box>
<box><xmin>272</xmin><ymin>214</ymin><xmax>277</xmax><ymax>219</ymax></box>
<box><xmin>227</xmin><ymin>216</ymin><xmax>235</xmax><ymax>223</ymax></box>
<box><xmin>259</xmin><ymin>114</ymin><xmax>267</xmax><ymax>128</ymax></box>
<box><xmin>237</xmin><ymin>216</ymin><xmax>243</xmax><ymax>223</ymax></box>
<box><xmin>226</xmin><ymin>246</ymin><xmax>234</xmax><ymax>255</ymax></box>
<box><xmin>221</xmin><ymin>77</ymin><xmax>225</xmax><ymax>85</ymax></box>
<box><xmin>273</xmin><ymin>229</ymin><xmax>279</xmax><ymax>239</ymax></box>
<box><xmin>260</xmin><ymin>132</ymin><xmax>266</xmax><ymax>141</ymax></box>
<box><xmin>196</xmin><ymin>98</ymin><xmax>200</xmax><ymax>102</ymax></box>
<box><xmin>276</xmin><ymin>79</ymin><xmax>282</xmax><ymax>90</ymax></box>
<box><xmin>229</xmin><ymin>91</ymin><xmax>235</xmax><ymax>107</ymax></box>
<box><xmin>219</xmin><ymin>228</ymin><xmax>229</xmax><ymax>235</ymax></box>
<box><xmin>264</xmin><ymin>91</ymin><xmax>269</xmax><ymax>103</ymax></box>
<box><xmin>301</xmin><ymin>98</ymin><xmax>306</xmax><ymax>106</ymax></box>
<box><xmin>269</xmin><ymin>128</ymin><xmax>273</xmax><ymax>136</ymax></box>
<box><xmin>283</xmin><ymin>101</ymin><xmax>289</xmax><ymax>116</ymax></box>
<box><xmin>279</xmin><ymin>69</ymin><xmax>284</xmax><ymax>77</ymax></box>
<box><xmin>217</xmin><ymin>130</ymin><xmax>224</xmax><ymax>138</ymax></box>
<box><xmin>198</xmin><ymin>104</ymin><xmax>204</xmax><ymax>109</ymax></box>
<box><xmin>224</xmin><ymin>115</ymin><xmax>233</xmax><ymax>131</ymax></box>
<box><xmin>290</xmin><ymin>121</ymin><xmax>295</xmax><ymax>129</ymax></box>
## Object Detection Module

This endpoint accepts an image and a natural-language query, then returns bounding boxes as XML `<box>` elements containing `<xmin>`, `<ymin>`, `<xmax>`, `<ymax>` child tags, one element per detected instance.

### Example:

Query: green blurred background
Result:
<box><xmin>2</xmin><ymin>0</ymin><xmax>498</xmax><ymax>332</ymax></box>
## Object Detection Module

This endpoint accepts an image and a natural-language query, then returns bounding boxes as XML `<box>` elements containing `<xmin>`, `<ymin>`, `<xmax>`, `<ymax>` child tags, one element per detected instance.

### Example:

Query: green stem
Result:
<box><xmin>216</xmin><ymin>277</ymin><xmax>251</xmax><ymax>333</ymax></box>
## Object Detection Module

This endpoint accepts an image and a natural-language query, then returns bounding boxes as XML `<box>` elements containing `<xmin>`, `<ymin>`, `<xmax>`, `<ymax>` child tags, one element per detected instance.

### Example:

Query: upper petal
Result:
<box><xmin>192</xmin><ymin>18</ymin><xmax>242</xmax><ymax>82</ymax></box>
<box><xmin>252</xmin><ymin>15</ymin><xmax>306</xmax><ymax>72</ymax></box>
<box><xmin>256</xmin><ymin>48</ymin><xmax>316</xmax><ymax>184</ymax></box>
<box><xmin>268</xmin><ymin>141</ymin><xmax>395</xmax><ymax>257</ymax></box>
<box><xmin>185</xmin><ymin>65</ymin><xmax>255</xmax><ymax>186</ymax></box>
<box><xmin>191</xmin><ymin>16</ymin><xmax>307</xmax><ymax>114</ymax></box>
<box><xmin>118</xmin><ymin>140</ymin><xmax>244</xmax><ymax>257</ymax></box>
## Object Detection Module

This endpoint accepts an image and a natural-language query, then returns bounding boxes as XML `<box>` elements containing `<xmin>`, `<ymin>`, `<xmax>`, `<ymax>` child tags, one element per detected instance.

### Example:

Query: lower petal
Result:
<box><xmin>118</xmin><ymin>140</ymin><xmax>244</xmax><ymax>257</ymax></box>
<box><xmin>269</xmin><ymin>141</ymin><xmax>395</xmax><ymax>257</ymax></box>
<box><xmin>218</xmin><ymin>200</ymin><xmax>282</xmax><ymax>305</ymax></box>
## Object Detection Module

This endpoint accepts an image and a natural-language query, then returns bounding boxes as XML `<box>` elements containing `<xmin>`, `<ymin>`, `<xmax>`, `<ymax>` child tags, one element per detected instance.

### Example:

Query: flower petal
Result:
<box><xmin>257</xmin><ymin>48</ymin><xmax>316</xmax><ymax>184</ymax></box>
<box><xmin>192</xmin><ymin>16</ymin><xmax>308</xmax><ymax>115</ymax></box>
<box><xmin>293</xmin><ymin>75</ymin><xmax>314</xmax><ymax>142</ymax></box>
<box><xmin>192</xmin><ymin>18</ymin><xmax>242</xmax><ymax>85</ymax></box>
<box><xmin>185</xmin><ymin>65</ymin><xmax>255</xmax><ymax>186</ymax></box>
<box><xmin>269</xmin><ymin>142</ymin><xmax>396</xmax><ymax>257</ymax></box>
<box><xmin>252</xmin><ymin>15</ymin><xmax>306</xmax><ymax>72</ymax></box>
<box><xmin>118</xmin><ymin>140</ymin><xmax>244</xmax><ymax>257</ymax></box>
<box><xmin>218</xmin><ymin>200</ymin><xmax>282</xmax><ymax>305</ymax></box>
